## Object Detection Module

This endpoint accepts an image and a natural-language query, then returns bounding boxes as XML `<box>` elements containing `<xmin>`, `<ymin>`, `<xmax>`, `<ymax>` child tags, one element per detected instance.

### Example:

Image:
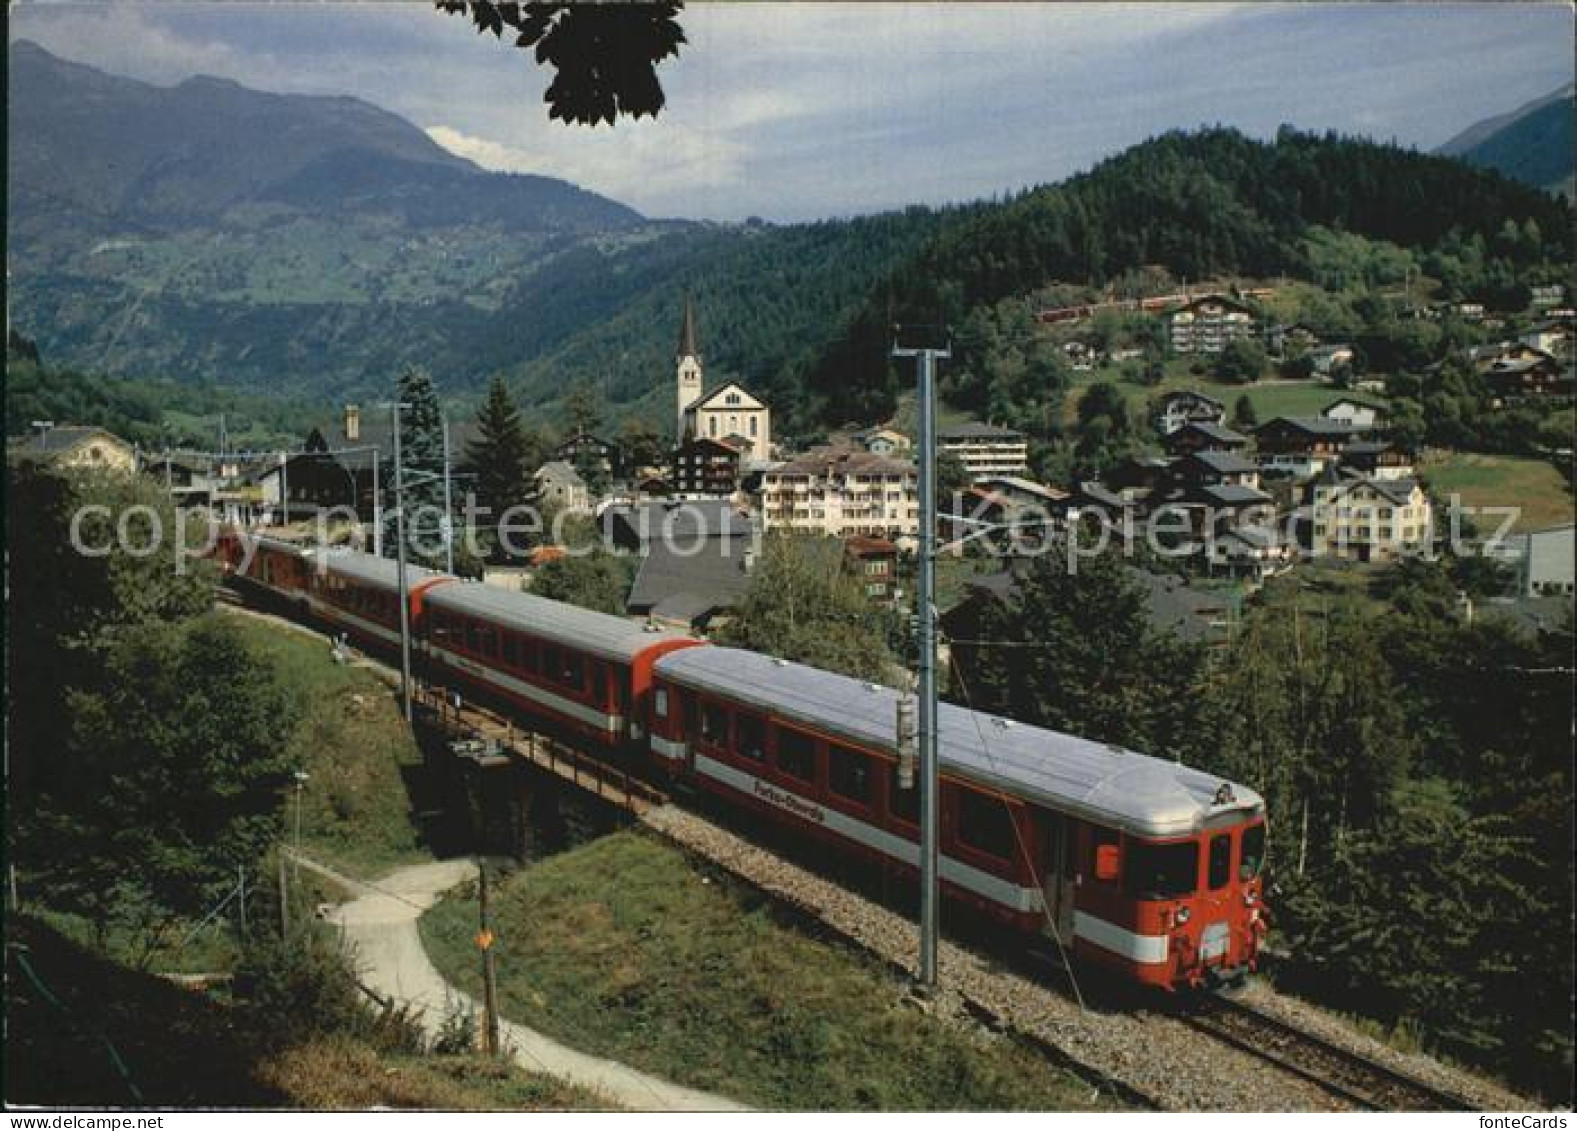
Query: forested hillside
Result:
<box><xmin>795</xmin><ymin>127</ymin><xmax>1572</xmax><ymax>426</ymax></box>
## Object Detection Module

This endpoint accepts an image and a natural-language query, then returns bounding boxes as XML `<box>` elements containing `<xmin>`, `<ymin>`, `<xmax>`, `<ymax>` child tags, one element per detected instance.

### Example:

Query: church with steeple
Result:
<box><xmin>674</xmin><ymin>296</ymin><xmax>772</xmax><ymax>463</ymax></box>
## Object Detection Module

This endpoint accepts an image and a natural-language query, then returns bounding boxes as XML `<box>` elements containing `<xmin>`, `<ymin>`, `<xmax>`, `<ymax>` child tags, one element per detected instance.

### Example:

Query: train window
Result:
<box><xmin>956</xmin><ymin>790</ymin><xmax>1015</xmax><ymax>860</ymax></box>
<box><xmin>501</xmin><ymin>633</ymin><xmax>518</xmax><ymax>668</ymax></box>
<box><xmin>889</xmin><ymin>764</ymin><xmax>918</xmax><ymax>825</ymax></box>
<box><xmin>775</xmin><ymin>727</ymin><xmax>813</xmax><ymax>779</ymax></box>
<box><xmin>464</xmin><ymin>620</ymin><xmax>481</xmax><ymax>653</ymax></box>
<box><xmin>591</xmin><ymin>663</ymin><xmax>607</xmax><ymax>704</ymax></box>
<box><xmin>1208</xmin><ymin>834</ymin><xmax>1232</xmax><ymax>890</ymax></box>
<box><xmin>827</xmin><ymin>744</ymin><xmax>871</xmax><ymax>804</ymax></box>
<box><xmin>738</xmin><ymin>715</ymin><xmax>767</xmax><ymax>762</ymax></box>
<box><xmin>518</xmin><ymin>638</ymin><xmax>539</xmax><ymax>673</ymax></box>
<box><xmin>1124</xmin><ymin>840</ymin><xmax>1198</xmax><ymax>900</ymax></box>
<box><xmin>477</xmin><ymin>624</ymin><xmax>497</xmax><ymax>657</ymax></box>
<box><xmin>1240</xmin><ymin>823</ymin><xmax>1266</xmax><ymax>882</ymax></box>
<box><xmin>654</xmin><ymin>688</ymin><xmax>669</xmax><ymax>719</ymax></box>
<box><xmin>561</xmin><ymin>652</ymin><xmax>583</xmax><ymax>689</ymax></box>
<box><xmin>700</xmin><ymin>700</ymin><xmax>728</xmax><ymax>746</ymax></box>
<box><xmin>542</xmin><ymin>645</ymin><xmax>561</xmax><ymax>681</ymax></box>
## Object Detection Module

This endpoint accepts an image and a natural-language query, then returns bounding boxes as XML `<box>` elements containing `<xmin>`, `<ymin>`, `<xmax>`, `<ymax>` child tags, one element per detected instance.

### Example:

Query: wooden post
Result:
<box><xmin>478</xmin><ymin>859</ymin><xmax>502</xmax><ymax>1057</ymax></box>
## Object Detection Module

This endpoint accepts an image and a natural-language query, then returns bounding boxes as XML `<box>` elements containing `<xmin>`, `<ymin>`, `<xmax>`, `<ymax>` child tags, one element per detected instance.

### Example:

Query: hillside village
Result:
<box><xmin>15</xmin><ymin>277</ymin><xmax>1571</xmax><ymax>645</ymax></box>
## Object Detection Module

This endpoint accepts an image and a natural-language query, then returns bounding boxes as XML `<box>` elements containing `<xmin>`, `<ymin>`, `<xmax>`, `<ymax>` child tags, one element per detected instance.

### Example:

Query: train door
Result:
<box><xmin>1041</xmin><ymin>811</ymin><xmax>1076</xmax><ymax>943</ymax></box>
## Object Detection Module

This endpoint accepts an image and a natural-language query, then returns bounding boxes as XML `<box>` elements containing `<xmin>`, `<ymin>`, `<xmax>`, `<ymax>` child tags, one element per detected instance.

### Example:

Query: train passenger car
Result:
<box><xmin>221</xmin><ymin>532</ymin><xmax>316</xmax><ymax>612</ymax></box>
<box><xmin>649</xmin><ymin>647</ymin><xmax>1266</xmax><ymax>991</ymax></box>
<box><xmin>420</xmin><ymin>582</ymin><xmax>700</xmax><ymax>752</ymax></box>
<box><xmin>309</xmin><ymin>549</ymin><xmax>452</xmax><ymax>654</ymax></box>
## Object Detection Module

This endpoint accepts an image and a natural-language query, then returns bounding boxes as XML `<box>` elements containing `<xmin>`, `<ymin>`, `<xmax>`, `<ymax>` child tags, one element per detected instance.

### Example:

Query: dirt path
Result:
<box><xmin>291</xmin><ymin>852</ymin><xmax>748</xmax><ymax>1112</ymax></box>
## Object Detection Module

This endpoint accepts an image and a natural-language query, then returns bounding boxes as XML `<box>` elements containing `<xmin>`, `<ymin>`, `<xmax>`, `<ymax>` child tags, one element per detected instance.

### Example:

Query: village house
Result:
<box><xmin>1519</xmin><ymin>320</ymin><xmax>1575</xmax><ymax>361</ymax></box>
<box><xmin>1167</xmin><ymin>294</ymin><xmax>1258</xmax><ymax>355</ymax></box>
<box><xmin>535</xmin><ymin>460</ymin><xmax>591</xmax><ymax>513</ymax></box>
<box><xmin>1172</xmin><ymin>449</ymin><xmax>1262</xmax><ymax>491</ymax></box>
<box><xmin>552</xmin><ymin>431</ymin><xmax>622</xmax><ymax>481</ymax></box>
<box><xmin>936</xmin><ymin>422</ymin><xmax>1030</xmax><ymax>478</ymax></box>
<box><xmin>1321</xmin><ymin>396</ymin><xmax>1387</xmax><ymax>431</ymax></box>
<box><xmin>844</xmin><ymin>535</ymin><xmax>900</xmax><ymax>606</ymax></box>
<box><xmin>670</xmin><ymin>435</ymin><xmax>743</xmax><ymax>498</ymax></box>
<box><xmin>1307</xmin><ymin>467</ymin><xmax>1433</xmax><ymax>561</ymax></box>
<box><xmin>1264</xmin><ymin>322</ymin><xmax>1321</xmax><ymax>359</ymax></box>
<box><xmin>1254</xmin><ymin>416</ymin><xmax>1362</xmax><ymax>479</ymax></box>
<box><xmin>8</xmin><ymin>425</ymin><xmax>137</xmax><ymax>474</ymax></box>
<box><xmin>1154</xmin><ymin>389</ymin><xmax>1226</xmax><ymax>435</ymax></box>
<box><xmin>761</xmin><ymin>447</ymin><xmax>919</xmax><ymax>540</ymax></box>
<box><xmin>1340</xmin><ymin>440</ymin><xmax>1415</xmax><ymax>481</ymax></box>
<box><xmin>852</xmin><ymin>426</ymin><xmax>912</xmax><ymax>456</ymax></box>
<box><xmin>1308</xmin><ymin>343</ymin><xmax>1356</xmax><ymax>377</ymax></box>
<box><xmin>614</xmin><ymin>500</ymin><xmax>755</xmax><ymax>631</ymax></box>
<box><xmin>1162</xmin><ymin>420</ymin><xmax>1249</xmax><ymax>457</ymax></box>
<box><xmin>1482</xmin><ymin>349</ymin><xmax>1574</xmax><ymax>401</ymax></box>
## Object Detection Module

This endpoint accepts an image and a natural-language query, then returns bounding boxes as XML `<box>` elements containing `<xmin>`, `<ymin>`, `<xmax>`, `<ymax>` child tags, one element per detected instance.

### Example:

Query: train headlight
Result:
<box><xmin>1175</xmin><ymin>906</ymin><xmax>1191</xmax><ymax>925</ymax></box>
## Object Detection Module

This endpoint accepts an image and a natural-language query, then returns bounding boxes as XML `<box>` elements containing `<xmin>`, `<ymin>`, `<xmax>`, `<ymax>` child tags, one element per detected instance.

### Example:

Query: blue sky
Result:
<box><xmin>9</xmin><ymin>2</ymin><xmax>1574</xmax><ymax>222</ymax></box>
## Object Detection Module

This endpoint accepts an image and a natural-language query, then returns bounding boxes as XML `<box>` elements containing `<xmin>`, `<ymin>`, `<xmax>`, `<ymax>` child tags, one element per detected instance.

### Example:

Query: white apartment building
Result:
<box><xmin>1168</xmin><ymin>295</ymin><xmax>1258</xmax><ymax>355</ymax></box>
<box><xmin>761</xmin><ymin>448</ymin><xmax>919</xmax><ymax>540</ymax></box>
<box><xmin>1308</xmin><ymin>470</ymin><xmax>1433</xmax><ymax>562</ymax></box>
<box><xmin>936</xmin><ymin>422</ymin><xmax>1029</xmax><ymax>478</ymax></box>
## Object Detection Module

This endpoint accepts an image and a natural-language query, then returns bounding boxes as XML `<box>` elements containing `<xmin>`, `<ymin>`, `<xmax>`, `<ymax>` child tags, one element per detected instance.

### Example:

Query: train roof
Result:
<box><xmin>655</xmin><ymin>647</ymin><xmax>1264</xmax><ymax>838</ymax></box>
<box><xmin>317</xmin><ymin>548</ymin><xmax>448</xmax><ymax>590</ymax></box>
<box><xmin>425</xmin><ymin>580</ymin><xmax>695</xmax><ymax>665</ymax></box>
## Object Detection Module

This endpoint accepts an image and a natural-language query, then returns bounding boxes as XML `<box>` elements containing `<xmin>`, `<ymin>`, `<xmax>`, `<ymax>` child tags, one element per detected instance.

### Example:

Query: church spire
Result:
<box><xmin>677</xmin><ymin>294</ymin><xmax>699</xmax><ymax>361</ymax></box>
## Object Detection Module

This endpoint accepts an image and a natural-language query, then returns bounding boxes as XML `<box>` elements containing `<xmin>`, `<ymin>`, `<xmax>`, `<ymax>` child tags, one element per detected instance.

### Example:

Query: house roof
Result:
<box><xmin>8</xmin><ymin>425</ymin><xmax>132</xmax><ymax>459</ymax></box>
<box><xmin>606</xmin><ymin>500</ymin><xmax>753</xmax><ymax>547</ymax></box>
<box><xmin>536</xmin><ymin>460</ymin><xmax>586</xmax><ymax>486</ymax></box>
<box><xmin>768</xmin><ymin>447</ymin><xmax>915</xmax><ymax>478</ymax></box>
<box><xmin>1158</xmin><ymin>389</ymin><xmax>1225</xmax><ymax>411</ymax></box>
<box><xmin>975</xmin><ymin>475</ymin><xmax>1070</xmax><ymax>502</ymax></box>
<box><xmin>1258</xmin><ymin>415</ymin><xmax>1362</xmax><ymax>438</ymax></box>
<box><xmin>1321</xmin><ymin>397</ymin><xmax>1386</xmax><ymax>415</ymax></box>
<box><xmin>936</xmin><ymin>422</ymin><xmax>1024</xmax><ymax>441</ymax></box>
<box><xmin>655</xmin><ymin>645</ymin><xmax>1262</xmax><ymax>837</ymax></box>
<box><xmin>1170</xmin><ymin>293</ymin><xmax>1257</xmax><ymax>317</ymax></box>
<box><xmin>1170</xmin><ymin>422</ymin><xmax>1248</xmax><ymax>446</ymax></box>
<box><xmin>1198</xmin><ymin>483</ymin><xmax>1273</xmax><ymax>507</ymax></box>
<box><xmin>1186</xmin><ymin>450</ymin><xmax>1258</xmax><ymax>475</ymax></box>
<box><xmin>625</xmin><ymin>533</ymin><xmax>754</xmax><ymax>620</ymax></box>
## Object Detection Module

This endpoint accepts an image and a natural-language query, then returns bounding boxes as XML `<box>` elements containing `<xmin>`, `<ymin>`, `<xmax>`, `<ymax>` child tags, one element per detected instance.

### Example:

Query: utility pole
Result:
<box><xmin>441</xmin><ymin>412</ymin><xmax>455</xmax><ymax>575</ymax></box>
<box><xmin>278</xmin><ymin>852</ymin><xmax>290</xmax><ymax>937</ymax></box>
<box><xmin>372</xmin><ymin>448</ymin><xmax>383</xmax><ymax>558</ymax></box>
<box><xmin>478</xmin><ymin>858</ymin><xmax>501</xmax><ymax>1057</ymax></box>
<box><xmin>891</xmin><ymin>328</ymin><xmax>950</xmax><ymax>993</ymax></box>
<box><xmin>391</xmin><ymin>403</ymin><xmax>414</xmax><ymax>720</ymax></box>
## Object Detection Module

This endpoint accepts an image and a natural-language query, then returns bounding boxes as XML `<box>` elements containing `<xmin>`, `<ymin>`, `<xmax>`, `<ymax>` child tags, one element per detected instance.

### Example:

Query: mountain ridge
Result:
<box><xmin>1434</xmin><ymin>82</ymin><xmax>1574</xmax><ymax>195</ymax></box>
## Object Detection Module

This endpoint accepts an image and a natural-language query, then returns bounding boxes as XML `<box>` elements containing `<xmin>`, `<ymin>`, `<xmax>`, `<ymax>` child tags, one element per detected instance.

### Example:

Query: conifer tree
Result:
<box><xmin>392</xmin><ymin>368</ymin><xmax>447</xmax><ymax>566</ymax></box>
<box><xmin>467</xmin><ymin>377</ymin><xmax>540</xmax><ymax>549</ymax></box>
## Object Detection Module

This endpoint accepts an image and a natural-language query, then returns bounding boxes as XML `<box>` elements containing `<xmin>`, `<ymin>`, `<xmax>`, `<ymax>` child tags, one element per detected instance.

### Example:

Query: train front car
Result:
<box><xmin>420</xmin><ymin>582</ymin><xmax>701</xmax><ymax>753</ymax></box>
<box><xmin>649</xmin><ymin>646</ymin><xmax>1266</xmax><ymax>993</ymax></box>
<box><xmin>1050</xmin><ymin>761</ymin><xmax>1267</xmax><ymax>991</ymax></box>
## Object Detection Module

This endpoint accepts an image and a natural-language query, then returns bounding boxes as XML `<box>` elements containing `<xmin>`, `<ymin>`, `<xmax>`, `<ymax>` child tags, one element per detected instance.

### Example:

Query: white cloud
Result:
<box><xmin>425</xmin><ymin>122</ymin><xmax>748</xmax><ymax>218</ymax></box>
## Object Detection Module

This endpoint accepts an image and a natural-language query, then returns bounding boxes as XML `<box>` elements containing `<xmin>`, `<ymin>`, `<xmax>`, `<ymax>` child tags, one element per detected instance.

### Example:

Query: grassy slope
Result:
<box><xmin>225</xmin><ymin>615</ymin><xmax>440</xmax><ymax>876</ymax></box>
<box><xmin>1420</xmin><ymin>451</ymin><xmax>1574</xmax><ymax>533</ymax></box>
<box><xmin>420</xmin><ymin>831</ymin><xmax>1114</xmax><ymax>1111</ymax></box>
<box><xmin>3</xmin><ymin>916</ymin><xmax>598</xmax><ymax>1109</ymax></box>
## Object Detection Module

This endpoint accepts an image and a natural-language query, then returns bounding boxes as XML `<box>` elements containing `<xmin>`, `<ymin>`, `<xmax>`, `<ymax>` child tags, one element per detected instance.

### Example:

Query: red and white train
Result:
<box><xmin>220</xmin><ymin>533</ymin><xmax>1268</xmax><ymax>991</ymax></box>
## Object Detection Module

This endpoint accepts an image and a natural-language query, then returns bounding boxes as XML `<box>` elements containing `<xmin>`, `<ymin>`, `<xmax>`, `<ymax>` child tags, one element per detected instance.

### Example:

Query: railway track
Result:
<box><xmin>1179</xmin><ymin>994</ymin><xmax>1480</xmax><ymax>1112</ymax></box>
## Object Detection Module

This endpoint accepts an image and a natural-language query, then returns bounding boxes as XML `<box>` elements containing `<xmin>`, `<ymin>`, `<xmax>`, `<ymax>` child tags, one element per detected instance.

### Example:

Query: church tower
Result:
<box><xmin>676</xmin><ymin>296</ymin><xmax>703</xmax><ymax>440</ymax></box>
